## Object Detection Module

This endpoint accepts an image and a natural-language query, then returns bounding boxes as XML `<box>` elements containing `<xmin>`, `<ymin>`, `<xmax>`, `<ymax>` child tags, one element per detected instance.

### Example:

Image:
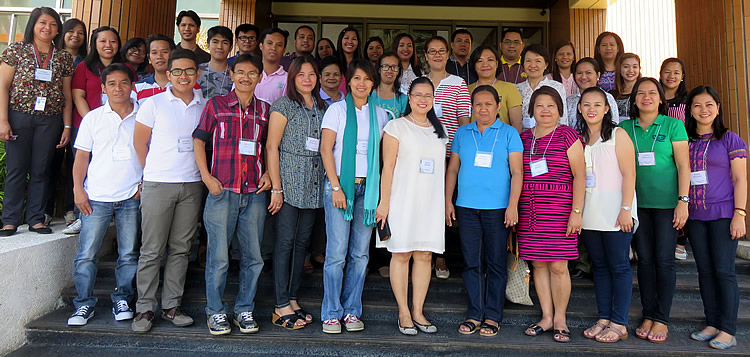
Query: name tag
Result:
<box><xmin>239</xmin><ymin>139</ymin><xmax>257</xmax><ymax>156</ymax></box>
<box><xmin>34</xmin><ymin>96</ymin><xmax>47</xmax><ymax>111</ymax></box>
<box><xmin>637</xmin><ymin>152</ymin><xmax>656</xmax><ymax>166</ymax></box>
<box><xmin>586</xmin><ymin>173</ymin><xmax>596</xmax><ymax>188</ymax></box>
<box><xmin>434</xmin><ymin>103</ymin><xmax>443</xmax><ymax>117</ymax></box>
<box><xmin>178</xmin><ymin>137</ymin><xmax>194</xmax><ymax>152</ymax></box>
<box><xmin>474</xmin><ymin>151</ymin><xmax>493</xmax><ymax>168</ymax></box>
<box><xmin>112</xmin><ymin>145</ymin><xmax>132</xmax><ymax>161</ymax></box>
<box><xmin>522</xmin><ymin>117</ymin><xmax>536</xmax><ymax>129</ymax></box>
<box><xmin>35</xmin><ymin>68</ymin><xmax>52</xmax><ymax>82</ymax></box>
<box><xmin>690</xmin><ymin>170</ymin><xmax>708</xmax><ymax>185</ymax></box>
<box><xmin>419</xmin><ymin>159</ymin><xmax>434</xmax><ymax>174</ymax></box>
<box><xmin>305</xmin><ymin>137</ymin><xmax>320</xmax><ymax>152</ymax></box>
<box><xmin>530</xmin><ymin>158</ymin><xmax>549</xmax><ymax>177</ymax></box>
<box><xmin>356</xmin><ymin>140</ymin><xmax>368</xmax><ymax>155</ymax></box>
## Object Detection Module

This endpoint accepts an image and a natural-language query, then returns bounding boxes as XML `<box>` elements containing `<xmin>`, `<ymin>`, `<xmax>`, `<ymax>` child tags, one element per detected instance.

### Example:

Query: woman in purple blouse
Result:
<box><xmin>684</xmin><ymin>85</ymin><xmax>747</xmax><ymax>350</ymax></box>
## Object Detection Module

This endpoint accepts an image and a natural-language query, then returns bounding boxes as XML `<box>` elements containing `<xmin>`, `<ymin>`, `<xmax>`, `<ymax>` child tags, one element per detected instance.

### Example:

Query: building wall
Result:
<box><xmin>570</xmin><ymin>8</ymin><xmax>606</xmax><ymax>59</ymax></box>
<box><xmin>72</xmin><ymin>0</ymin><xmax>176</xmax><ymax>41</ymax></box>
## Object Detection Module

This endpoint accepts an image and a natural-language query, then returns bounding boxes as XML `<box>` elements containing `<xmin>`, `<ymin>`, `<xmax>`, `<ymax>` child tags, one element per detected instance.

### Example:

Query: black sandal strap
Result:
<box><xmin>459</xmin><ymin>321</ymin><xmax>477</xmax><ymax>331</ymax></box>
<box><xmin>480</xmin><ymin>323</ymin><xmax>499</xmax><ymax>334</ymax></box>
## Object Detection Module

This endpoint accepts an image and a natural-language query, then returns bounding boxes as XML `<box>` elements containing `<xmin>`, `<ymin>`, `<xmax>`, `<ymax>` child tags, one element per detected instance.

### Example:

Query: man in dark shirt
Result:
<box><xmin>228</xmin><ymin>23</ymin><xmax>260</xmax><ymax>66</ymax></box>
<box><xmin>176</xmin><ymin>10</ymin><xmax>211</xmax><ymax>65</ymax></box>
<box><xmin>280</xmin><ymin>25</ymin><xmax>316</xmax><ymax>71</ymax></box>
<box><xmin>496</xmin><ymin>28</ymin><xmax>526</xmax><ymax>84</ymax></box>
<box><xmin>447</xmin><ymin>29</ymin><xmax>476</xmax><ymax>85</ymax></box>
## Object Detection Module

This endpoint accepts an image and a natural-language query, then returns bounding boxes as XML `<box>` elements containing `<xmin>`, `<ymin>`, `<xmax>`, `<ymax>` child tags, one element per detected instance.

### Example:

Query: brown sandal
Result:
<box><xmin>636</xmin><ymin>319</ymin><xmax>652</xmax><ymax>339</ymax></box>
<box><xmin>583</xmin><ymin>321</ymin><xmax>608</xmax><ymax>339</ymax></box>
<box><xmin>596</xmin><ymin>326</ymin><xmax>629</xmax><ymax>343</ymax></box>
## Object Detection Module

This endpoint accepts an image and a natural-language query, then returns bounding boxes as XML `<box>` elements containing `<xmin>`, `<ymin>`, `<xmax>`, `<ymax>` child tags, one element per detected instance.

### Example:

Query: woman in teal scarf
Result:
<box><xmin>319</xmin><ymin>59</ymin><xmax>389</xmax><ymax>334</ymax></box>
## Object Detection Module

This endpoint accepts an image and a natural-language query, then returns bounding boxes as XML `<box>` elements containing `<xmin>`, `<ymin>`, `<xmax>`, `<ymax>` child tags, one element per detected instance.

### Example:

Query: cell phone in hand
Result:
<box><xmin>377</xmin><ymin>219</ymin><xmax>391</xmax><ymax>241</ymax></box>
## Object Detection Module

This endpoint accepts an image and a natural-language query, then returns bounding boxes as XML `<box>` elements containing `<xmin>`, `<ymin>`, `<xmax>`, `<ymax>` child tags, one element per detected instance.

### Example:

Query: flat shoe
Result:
<box><xmin>413</xmin><ymin>320</ymin><xmax>437</xmax><ymax>334</ymax></box>
<box><xmin>29</xmin><ymin>226</ymin><xmax>52</xmax><ymax>234</ymax></box>
<box><xmin>524</xmin><ymin>323</ymin><xmax>549</xmax><ymax>337</ymax></box>
<box><xmin>458</xmin><ymin>321</ymin><xmax>479</xmax><ymax>335</ymax></box>
<box><xmin>479</xmin><ymin>322</ymin><xmax>499</xmax><ymax>337</ymax></box>
<box><xmin>399</xmin><ymin>320</ymin><xmax>417</xmax><ymax>336</ymax></box>
<box><xmin>553</xmin><ymin>329</ymin><xmax>571</xmax><ymax>343</ymax></box>
<box><xmin>595</xmin><ymin>326</ymin><xmax>628</xmax><ymax>343</ymax></box>
<box><xmin>709</xmin><ymin>337</ymin><xmax>737</xmax><ymax>350</ymax></box>
<box><xmin>0</xmin><ymin>227</ymin><xmax>17</xmax><ymax>237</ymax></box>
<box><xmin>691</xmin><ymin>331</ymin><xmax>719</xmax><ymax>341</ymax></box>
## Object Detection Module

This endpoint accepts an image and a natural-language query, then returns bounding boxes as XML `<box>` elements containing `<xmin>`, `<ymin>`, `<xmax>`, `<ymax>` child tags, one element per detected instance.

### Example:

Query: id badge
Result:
<box><xmin>530</xmin><ymin>158</ymin><xmax>549</xmax><ymax>177</ymax></box>
<box><xmin>356</xmin><ymin>140</ymin><xmax>368</xmax><ymax>155</ymax></box>
<box><xmin>637</xmin><ymin>152</ymin><xmax>656</xmax><ymax>166</ymax></box>
<box><xmin>35</xmin><ymin>68</ymin><xmax>52</xmax><ymax>82</ymax></box>
<box><xmin>474</xmin><ymin>151</ymin><xmax>493</xmax><ymax>168</ymax></box>
<box><xmin>239</xmin><ymin>139</ymin><xmax>257</xmax><ymax>156</ymax></box>
<box><xmin>305</xmin><ymin>137</ymin><xmax>320</xmax><ymax>152</ymax></box>
<box><xmin>112</xmin><ymin>145</ymin><xmax>132</xmax><ymax>161</ymax></box>
<box><xmin>177</xmin><ymin>137</ymin><xmax>194</xmax><ymax>152</ymax></box>
<box><xmin>690</xmin><ymin>170</ymin><xmax>708</xmax><ymax>185</ymax></box>
<box><xmin>419</xmin><ymin>159</ymin><xmax>434</xmax><ymax>174</ymax></box>
<box><xmin>586</xmin><ymin>173</ymin><xmax>596</xmax><ymax>188</ymax></box>
<box><xmin>522</xmin><ymin>117</ymin><xmax>536</xmax><ymax>129</ymax></box>
<box><xmin>34</xmin><ymin>96</ymin><xmax>47</xmax><ymax>111</ymax></box>
<box><xmin>434</xmin><ymin>103</ymin><xmax>443</xmax><ymax>117</ymax></box>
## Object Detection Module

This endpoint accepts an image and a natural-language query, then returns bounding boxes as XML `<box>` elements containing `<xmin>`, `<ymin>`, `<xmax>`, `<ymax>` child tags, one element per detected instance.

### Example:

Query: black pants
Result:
<box><xmin>273</xmin><ymin>203</ymin><xmax>316</xmax><ymax>307</ymax></box>
<box><xmin>2</xmin><ymin>110</ymin><xmax>61</xmax><ymax>226</ymax></box>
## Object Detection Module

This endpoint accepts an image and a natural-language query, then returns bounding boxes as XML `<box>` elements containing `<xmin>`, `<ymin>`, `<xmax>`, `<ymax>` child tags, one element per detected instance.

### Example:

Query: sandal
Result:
<box><xmin>479</xmin><ymin>322</ymin><xmax>499</xmax><ymax>337</ymax></box>
<box><xmin>636</xmin><ymin>319</ymin><xmax>653</xmax><ymax>339</ymax></box>
<box><xmin>647</xmin><ymin>323</ymin><xmax>668</xmax><ymax>343</ymax></box>
<box><xmin>524</xmin><ymin>323</ymin><xmax>550</xmax><ymax>337</ymax></box>
<box><xmin>553</xmin><ymin>329</ymin><xmax>571</xmax><ymax>343</ymax></box>
<box><xmin>294</xmin><ymin>308</ymin><xmax>313</xmax><ymax>323</ymax></box>
<box><xmin>583</xmin><ymin>321</ymin><xmax>608</xmax><ymax>339</ymax></box>
<box><xmin>272</xmin><ymin>312</ymin><xmax>304</xmax><ymax>330</ymax></box>
<box><xmin>458</xmin><ymin>321</ymin><xmax>479</xmax><ymax>335</ymax></box>
<box><xmin>595</xmin><ymin>326</ymin><xmax>629</xmax><ymax>343</ymax></box>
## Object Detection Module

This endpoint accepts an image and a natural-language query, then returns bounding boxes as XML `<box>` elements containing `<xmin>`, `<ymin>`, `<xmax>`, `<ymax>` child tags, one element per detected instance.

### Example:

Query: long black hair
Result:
<box><xmin>576</xmin><ymin>86</ymin><xmax>616</xmax><ymax>143</ymax></box>
<box><xmin>121</xmin><ymin>37</ymin><xmax>147</xmax><ymax>73</ymax></box>
<box><xmin>336</xmin><ymin>27</ymin><xmax>361</xmax><ymax>71</ymax></box>
<box><xmin>59</xmin><ymin>18</ymin><xmax>87</xmax><ymax>57</ymax></box>
<box><xmin>660</xmin><ymin>57</ymin><xmax>688</xmax><ymax>101</ymax></box>
<box><xmin>286</xmin><ymin>55</ymin><xmax>327</xmax><ymax>110</ymax></box>
<box><xmin>403</xmin><ymin>76</ymin><xmax>447</xmax><ymax>139</ymax></box>
<box><xmin>84</xmin><ymin>26</ymin><xmax>122</xmax><ymax>74</ymax></box>
<box><xmin>685</xmin><ymin>85</ymin><xmax>728</xmax><ymax>141</ymax></box>
<box><xmin>314</xmin><ymin>38</ymin><xmax>336</xmax><ymax>61</ymax></box>
<box><xmin>391</xmin><ymin>33</ymin><xmax>422</xmax><ymax>77</ymax></box>
<box><xmin>550</xmin><ymin>41</ymin><xmax>577</xmax><ymax>83</ymax></box>
<box><xmin>24</xmin><ymin>7</ymin><xmax>63</xmax><ymax>47</ymax></box>
<box><xmin>594</xmin><ymin>31</ymin><xmax>624</xmax><ymax>71</ymax></box>
<box><xmin>376</xmin><ymin>52</ymin><xmax>403</xmax><ymax>95</ymax></box>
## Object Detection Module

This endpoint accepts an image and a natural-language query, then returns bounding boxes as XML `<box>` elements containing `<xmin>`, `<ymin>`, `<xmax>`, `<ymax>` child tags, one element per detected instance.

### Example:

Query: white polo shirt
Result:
<box><xmin>74</xmin><ymin>100</ymin><xmax>143</xmax><ymax>202</ymax></box>
<box><xmin>136</xmin><ymin>87</ymin><xmax>205</xmax><ymax>183</ymax></box>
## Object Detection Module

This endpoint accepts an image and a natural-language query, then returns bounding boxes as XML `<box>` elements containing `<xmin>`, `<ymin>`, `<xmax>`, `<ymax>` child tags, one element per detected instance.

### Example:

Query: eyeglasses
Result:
<box><xmin>503</xmin><ymin>40</ymin><xmax>523</xmax><ymax>46</ymax></box>
<box><xmin>426</xmin><ymin>49</ymin><xmax>448</xmax><ymax>56</ymax></box>
<box><xmin>169</xmin><ymin>68</ymin><xmax>198</xmax><ymax>76</ymax></box>
<box><xmin>237</xmin><ymin>36</ymin><xmax>257</xmax><ymax>42</ymax></box>
<box><xmin>234</xmin><ymin>71</ymin><xmax>260</xmax><ymax>79</ymax></box>
<box><xmin>410</xmin><ymin>93</ymin><xmax>434</xmax><ymax>100</ymax></box>
<box><xmin>128</xmin><ymin>47</ymin><xmax>144</xmax><ymax>54</ymax></box>
<box><xmin>380</xmin><ymin>64</ymin><xmax>399</xmax><ymax>72</ymax></box>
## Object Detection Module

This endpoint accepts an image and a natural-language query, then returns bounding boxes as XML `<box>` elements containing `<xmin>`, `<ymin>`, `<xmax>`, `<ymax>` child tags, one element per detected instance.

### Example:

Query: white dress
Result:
<box><xmin>376</xmin><ymin>117</ymin><xmax>447</xmax><ymax>253</ymax></box>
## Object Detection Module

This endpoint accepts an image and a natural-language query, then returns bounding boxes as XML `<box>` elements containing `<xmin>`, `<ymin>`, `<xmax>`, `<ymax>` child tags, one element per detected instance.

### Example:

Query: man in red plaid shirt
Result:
<box><xmin>192</xmin><ymin>54</ymin><xmax>273</xmax><ymax>335</ymax></box>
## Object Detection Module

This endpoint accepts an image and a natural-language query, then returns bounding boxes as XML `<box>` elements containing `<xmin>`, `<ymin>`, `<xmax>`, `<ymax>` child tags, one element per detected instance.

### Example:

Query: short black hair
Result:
<box><xmin>469</xmin><ymin>44</ymin><xmax>500</xmax><ymax>77</ymax></box>
<box><xmin>471</xmin><ymin>84</ymin><xmax>500</xmax><ymax>105</ymax></box>
<box><xmin>260</xmin><ymin>27</ymin><xmax>289</xmax><ymax>48</ymax></box>
<box><xmin>502</xmin><ymin>27</ymin><xmax>523</xmax><ymax>41</ymax></box>
<box><xmin>25</xmin><ymin>7</ymin><xmax>63</xmax><ymax>46</ymax></box>
<box><xmin>207</xmin><ymin>25</ymin><xmax>234</xmax><ymax>47</ymax></box>
<box><xmin>176</xmin><ymin>10</ymin><xmax>201</xmax><ymax>27</ymax></box>
<box><xmin>629</xmin><ymin>77</ymin><xmax>668</xmax><ymax>119</ymax></box>
<box><xmin>573</xmin><ymin>57</ymin><xmax>600</xmax><ymax>74</ymax></box>
<box><xmin>231</xmin><ymin>53</ymin><xmax>263</xmax><ymax>73</ymax></box>
<box><xmin>235</xmin><ymin>23</ymin><xmax>259</xmax><ymax>38</ymax></box>
<box><xmin>345</xmin><ymin>59</ymin><xmax>378</xmax><ymax>94</ymax></box>
<box><xmin>521</xmin><ymin>44</ymin><xmax>550</xmax><ymax>67</ymax></box>
<box><xmin>168</xmin><ymin>48</ymin><xmax>197</xmax><ymax>70</ymax></box>
<box><xmin>59</xmin><ymin>18</ymin><xmax>87</xmax><ymax>57</ymax></box>
<box><xmin>101</xmin><ymin>63</ymin><xmax>135</xmax><ymax>85</ymax></box>
<box><xmin>528</xmin><ymin>86</ymin><xmax>564</xmax><ymax>117</ymax></box>
<box><xmin>451</xmin><ymin>29</ymin><xmax>473</xmax><ymax>43</ymax></box>
<box><xmin>146</xmin><ymin>34</ymin><xmax>175</xmax><ymax>52</ymax></box>
<box><xmin>318</xmin><ymin>55</ymin><xmax>342</xmax><ymax>74</ymax></box>
<box><xmin>295</xmin><ymin>25</ymin><xmax>315</xmax><ymax>39</ymax></box>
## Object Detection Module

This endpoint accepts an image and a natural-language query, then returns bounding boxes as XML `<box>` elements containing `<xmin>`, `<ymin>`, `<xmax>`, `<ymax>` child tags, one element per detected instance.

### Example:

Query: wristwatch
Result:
<box><xmin>678</xmin><ymin>196</ymin><xmax>690</xmax><ymax>204</ymax></box>
<box><xmin>572</xmin><ymin>208</ymin><xmax>581</xmax><ymax>214</ymax></box>
<box><xmin>332</xmin><ymin>186</ymin><xmax>341</xmax><ymax>192</ymax></box>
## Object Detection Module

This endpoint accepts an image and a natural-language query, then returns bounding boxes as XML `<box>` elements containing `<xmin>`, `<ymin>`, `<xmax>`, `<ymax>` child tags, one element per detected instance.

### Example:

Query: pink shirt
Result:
<box><xmin>255</xmin><ymin>65</ymin><xmax>287</xmax><ymax>104</ymax></box>
<box><xmin>545</xmin><ymin>72</ymin><xmax>579</xmax><ymax>98</ymax></box>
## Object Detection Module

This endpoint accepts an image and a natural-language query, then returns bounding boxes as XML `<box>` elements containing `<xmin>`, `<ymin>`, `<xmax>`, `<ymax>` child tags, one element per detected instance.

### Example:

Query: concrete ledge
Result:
<box><xmin>0</xmin><ymin>220</ymin><xmax>77</xmax><ymax>356</ymax></box>
<box><xmin>739</xmin><ymin>240</ymin><xmax>750</xmax><ymax>261</ymax></box>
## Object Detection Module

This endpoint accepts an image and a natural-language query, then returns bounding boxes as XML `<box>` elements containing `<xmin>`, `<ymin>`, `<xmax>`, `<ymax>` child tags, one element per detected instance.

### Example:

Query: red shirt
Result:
<box><xmin>72</xmin><ymin>61</ymin><xmax>135</xmax><ymax>127</ymax></box>
<box><xmin>193</xmin><ymin>91</ymin><xmax>270</xmax><ymax>193</ymax></box>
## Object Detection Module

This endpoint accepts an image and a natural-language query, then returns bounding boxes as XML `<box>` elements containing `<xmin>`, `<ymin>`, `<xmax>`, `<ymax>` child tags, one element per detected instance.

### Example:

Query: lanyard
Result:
<box><xmin>632</xmin><ymin>120</ymin><xmax>662</xmax><ymax>154</ymax></box>
<box><xmin>32</xmin><ymin>42</ymin><xmax>54</xmax><ymax>70</ymax></box>
<box><xmin>530</xmin><ymin>125</ymin><xmax>557</xmax><ymax>160</ymax></box>
<box><xmin>502</xmin><ymin>62</ymin><xmax>520</xmax><ymax>83</ymax></box>
<box><xmin>237</xmin><ymin>99</ymin><xmax>259</xmax><ymax>142</ymax></box>
<box><xmin>471</xmin><ymin>122</ymin><xmax>500</xmax><ymax>153</ymax></box>
<box><xmin>454</xmin><ymin>60</ymin><xmax>471</xmax><ymax>85</ymax></box>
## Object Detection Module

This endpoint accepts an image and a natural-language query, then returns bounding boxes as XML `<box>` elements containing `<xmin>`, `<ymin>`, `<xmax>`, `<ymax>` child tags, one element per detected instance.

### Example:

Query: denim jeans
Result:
<box><xmin>633</xmin><ymin>208</ymin><xmax>678</xmax><ymax>325</ymax></box>
<box><xmin>204</xmin><ymin>190</ymin><xmax>267</xmax><ymax>316</ymax></box>
<box><xmin>321</xmin><ymin>179</ymin><xmax>372</xmax><ymax>321</ymax></box>
<box><xmin>274</xmin><ymin>203</ymin><xmax>317</xmax><ymax>308</ymax></box>
<box><xmin>686</xmin><ymin>218</ymin><xmax>739</xmax><ymax>335</ymax></box>
<box><xmin>73</xmin><ymin>197</ymin><xmax>141</xmax><ymax>309</ymax></box>
<box><xmin>580</xmin><ymin>229</ymin><xmax>633</xmax><ymax>326</ymax></box>
<box><xmin>456</xmin><ymin>207</ymin><xmax>509</xmax><ymax>323</ymax></box>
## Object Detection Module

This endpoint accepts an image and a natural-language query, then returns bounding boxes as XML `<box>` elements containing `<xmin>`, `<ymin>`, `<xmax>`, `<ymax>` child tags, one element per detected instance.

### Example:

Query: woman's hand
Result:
<box><xmin>332</xmin><ymin>189</ymin><xmax>347</xmax><ymax>210</ymax></box>
<box><xmin>566</xmin><ymin>212</ymin><xmax>582</xmax><ymax>236</ymax></box>
<box><xmin>57</xmin><ymin>128</ymin><xmax>71</xmax><ymax>148</ymax></box>
<box><xmin>504</xmin><ymin>205</ymin><xmax>518</xmax><ymax>228</ymax></box>
<box><xmin>0</xmin><ymin>120</ymin><xmax>13</xmax><ymax>141</ymax></box>
<box><xmin>269</xmin><ymin>191</ymin><xmax>283</xmax><ymax>215</ymax></box>
<box><xmin>376</xmin><ymin>203</ymin><xmax>388</xmax><ymax>229</ymax></box>
<box><xmin>445</xmin><ymin>202</ymin><xmax>455</xmax><ymax>227</ymax></box>
<box><xmin>673</xmin><ymin>203</ymin><xmax>688</xmax><ymax>229</ymax></box>
<box><xmin>730</xmin><ymin>214</ymin><xmax>746</xmax><ymax>240</ymax></box>
<box><xmin>616</xmin><ymin>209</ymin><xmax>633</xmax><ymax>232</ymax></box>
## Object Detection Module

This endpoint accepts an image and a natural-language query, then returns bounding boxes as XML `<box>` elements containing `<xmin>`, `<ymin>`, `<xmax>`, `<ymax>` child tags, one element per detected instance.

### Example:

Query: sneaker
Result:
<box><xmin>162</xmin><ymin>306</ymin><xmax>194</xmax><ymax>327</ymax></box>
<box><xmin>207</xmin><ymin>314</ymin><xmax>232</xmax><ymax>335</ymax></box>
<box><xmin>131</xmin><ymin>311</ymin><xmax>154</xmax><ymax>332</ymax></box>
<box><xmin>63</xmin><ymin>219</ymin><xmax>82</xmax><ymax>235</ymax></box>
<box><xmin>67</xmin><ymin>306</ymin><xmax>95</xmax><ymax>326</ymax></box>
<box><xmin>112</xmin><ymin>300</ymin><xmax>134</xmax><ymax>321</ymax></box>
<box><xmin>322</xmin><ymin>318</ymin><xmax>341</xmax><ymax>334</ymax></box>
<box><xmin>343</xmin><ymin>314</ymin><xmax>364</xmax><ymax>332</ymax></box>
<box><xmin>233</xmin><ymin>312</ymin><xmax>259</xmax><ymax>334</ymax></box>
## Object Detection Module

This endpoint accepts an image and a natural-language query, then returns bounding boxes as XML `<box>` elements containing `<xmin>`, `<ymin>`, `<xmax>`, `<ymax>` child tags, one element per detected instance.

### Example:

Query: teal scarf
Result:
<box><xmin>339</xmin><ymin>93</ymin><xmax>380</xmax><ymax>226</ymax></box>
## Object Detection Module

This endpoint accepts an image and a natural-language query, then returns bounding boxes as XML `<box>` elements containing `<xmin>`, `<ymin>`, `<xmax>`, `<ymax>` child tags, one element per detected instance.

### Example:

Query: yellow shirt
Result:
<box><xmin>468</xmin><ymin>80</ymin><xmax>522</xmax><ymax>125</ymax></box>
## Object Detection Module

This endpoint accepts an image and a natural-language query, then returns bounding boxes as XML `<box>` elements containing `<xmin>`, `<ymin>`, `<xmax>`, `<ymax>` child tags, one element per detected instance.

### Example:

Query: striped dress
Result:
<box><xmin>432</xmin><ymin>74</ymin><xmax>471</xmax><ymax>156</ymax></box>
<box><xmin>667</xmin><ymin>96</ymin><xmax>687</xmax><ymax>125</ymax></box>
<box><xmin>517</xmin><ymin>125</ymin><xmax>580</xmax><ymax>261</ymax></box>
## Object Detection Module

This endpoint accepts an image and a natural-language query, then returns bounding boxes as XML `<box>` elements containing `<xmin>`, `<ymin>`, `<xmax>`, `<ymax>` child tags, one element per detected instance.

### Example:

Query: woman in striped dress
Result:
<box><xmin>518</xmin><ymin>86</ymin><xmax>585</xmax><ymax>343</ymax></box>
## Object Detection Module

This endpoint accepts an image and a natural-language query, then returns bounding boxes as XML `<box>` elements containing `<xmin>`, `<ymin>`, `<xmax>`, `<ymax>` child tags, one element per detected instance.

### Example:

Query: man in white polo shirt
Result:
<box><xmin>67</xmin><ymin>64</ymin><xmax>142</xmax><ymax>327</ymax></box>
<box><xmin>131</xmin><ymin>49</ymin><xmax>206</xmax><ymax>333</ymax></box>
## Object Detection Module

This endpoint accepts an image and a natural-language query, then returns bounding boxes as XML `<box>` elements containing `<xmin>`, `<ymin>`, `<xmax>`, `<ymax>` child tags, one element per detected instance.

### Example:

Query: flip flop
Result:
<box><xmin>595</xmin><ymin>326</ymin><xmax>629</xmax><ymax>343</ymax></box>
<box><xmin>636</xmin><ymin>320</ymin><xmax>653</xmax><ymax>339</ymax></box>
<box><xmin>583</xmin><ymin>321</ymin><xmax>608</xmax><ymax>339</ymax></box>
<box><xmin>524</xmin><ymin>323</ymin><xmax>550</xmax><ymax>337</ymax></box>
<box><xmin>553</xmin><ymin>329</ymin><xmax>572</xmax><ymax>343</ymax></box>
<box><xmin>647</xmin><ymin>324</ymin><xmax>668</xmax><ymax>343</ymax></box>
<box><xmin>458</xmin><ymin>321</ymin><xmax>479</xmax><ymax>335</ymax></box>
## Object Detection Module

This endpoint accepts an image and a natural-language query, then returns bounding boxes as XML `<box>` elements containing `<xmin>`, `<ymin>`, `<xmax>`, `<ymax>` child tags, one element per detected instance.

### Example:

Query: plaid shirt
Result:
<box><xmin>193</xmin><ymin>90</ymin><xmax>269</xmax><ymax>193</ymax></box>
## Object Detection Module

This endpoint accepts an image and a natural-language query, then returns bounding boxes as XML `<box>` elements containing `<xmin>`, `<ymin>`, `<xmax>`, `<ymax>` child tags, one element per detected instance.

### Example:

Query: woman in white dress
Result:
<box><xmin>376</xmin><ymin>76</ymin><xmax>448</xmax><ymax>335</ymax></box>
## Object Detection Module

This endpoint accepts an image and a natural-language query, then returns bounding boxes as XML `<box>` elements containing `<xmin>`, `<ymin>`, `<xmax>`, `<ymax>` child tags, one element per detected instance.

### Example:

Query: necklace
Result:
<box><xmin>408</xmin><ymin>114</ymin><xmax>429</xmax><ymax>126</ymax></box>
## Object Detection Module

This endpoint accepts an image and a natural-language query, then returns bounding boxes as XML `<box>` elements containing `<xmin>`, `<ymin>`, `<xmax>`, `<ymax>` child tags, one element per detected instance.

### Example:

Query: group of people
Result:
<box><xmin>0</xmin><ymin>6</ymin><xmax>744</xmax><ymax>351</ymax></box>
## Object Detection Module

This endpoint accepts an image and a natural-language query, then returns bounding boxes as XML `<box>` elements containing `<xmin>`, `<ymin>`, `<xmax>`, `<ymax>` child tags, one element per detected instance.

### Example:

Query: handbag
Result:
<box><xmin>506</xmin><ymin>231</ymin><xmax>533</xmax><ymax>306</ymax></box>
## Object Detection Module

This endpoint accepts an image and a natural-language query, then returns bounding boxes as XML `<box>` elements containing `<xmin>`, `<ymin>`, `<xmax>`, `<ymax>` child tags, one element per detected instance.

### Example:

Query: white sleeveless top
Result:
<box><xmin>582</xmin><ymin>127</ymin><xmax>639</xmax><ymax>231</ymax></box>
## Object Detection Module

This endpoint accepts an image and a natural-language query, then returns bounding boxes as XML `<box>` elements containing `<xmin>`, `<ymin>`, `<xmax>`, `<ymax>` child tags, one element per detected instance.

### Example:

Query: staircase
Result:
<box><xmin>8</xmin><ymin>248</ymin><xmax>750</xmax><ymax>356</ymax></box>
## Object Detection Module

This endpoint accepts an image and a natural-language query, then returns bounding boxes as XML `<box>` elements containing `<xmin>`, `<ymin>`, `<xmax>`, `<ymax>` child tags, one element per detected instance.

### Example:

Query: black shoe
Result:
<box><xmin>0</xmin><ymin>227</ymin><xmax>17</xmax><ymax>237</ymax></box>
<box><xmin>570</xmin><ymin>269</ymin><xmax>588</xmax><ymax>280</ymax></box>
<box><xmin>29</xmin><ymin>225</ymin><xmax>52</xmax><ymax>234</ymax></box>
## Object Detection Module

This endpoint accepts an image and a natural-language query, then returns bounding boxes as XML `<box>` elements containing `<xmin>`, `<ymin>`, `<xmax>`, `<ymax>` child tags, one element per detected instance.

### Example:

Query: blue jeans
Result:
<box><xmin>456</xmin><ymin>207</ymin><xmax>509</xmax><ymax>323</ymax></box>
<box><xmin>321</xmin><ymin>179</ymin><xmax>372</xmax><ymax>321</ymax></box>
<box><xmin>686</xmin><ymin>218</ymin><xmax>739</xmax><ymax>335</ymax></box>
<box><xmin>633</xmin><ymin>208</ymin><xmax>678</xmax><ymax>325</ymax></box>
<box><xmin>73</xmin><ymin>197</ymin><xmax>141</xmax><ymax>309</ymax></box>
<box><xmin>204</xmin><ymin>190</ymin><xmax>267</xmax><ymax>316</ymax></box>
<box><xmin>580</xmin><ymin>229</ymin><xmax>633</xmax><ymax>326</ymax></box>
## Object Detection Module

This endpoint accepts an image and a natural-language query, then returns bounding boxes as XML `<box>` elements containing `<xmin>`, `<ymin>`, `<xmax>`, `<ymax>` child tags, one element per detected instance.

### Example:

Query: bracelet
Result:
<box><xmin>271</xmin><ymin>188</ymin><xmax>284</xmax><ymax>194</ymax></box>
<box><xmin>735</xmin><ymin>207</ymin><xmax>746</xmax><ymax>213</ymax></box>
<box><xmin>735</xmin><ymin>208</ymin><xmax>747</xmax><ymax>217</ymax></box>
<box><xmin>64</xmin><ymin>125</ymin><xmax>72</xmax><ymax>129</ymax></box>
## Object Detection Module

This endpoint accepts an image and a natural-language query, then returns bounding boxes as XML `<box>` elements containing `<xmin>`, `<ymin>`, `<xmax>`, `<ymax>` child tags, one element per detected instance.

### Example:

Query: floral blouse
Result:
<box><xmin>1</xmin><ymin>42</ymin><xmax>74</xmax><ymax>115</ymax></box>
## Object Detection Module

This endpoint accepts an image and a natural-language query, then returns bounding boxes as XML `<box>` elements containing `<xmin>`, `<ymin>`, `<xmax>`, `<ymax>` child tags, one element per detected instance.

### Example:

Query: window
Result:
<box><xmin>277</xmin><ymin>22</ymin><xmax>316</xmax><ymax>56</ymax></box>
<box><xmin>0</xmin><ymin>1</ymin><xmax>72</xmax><ymax>50</ymax></box>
